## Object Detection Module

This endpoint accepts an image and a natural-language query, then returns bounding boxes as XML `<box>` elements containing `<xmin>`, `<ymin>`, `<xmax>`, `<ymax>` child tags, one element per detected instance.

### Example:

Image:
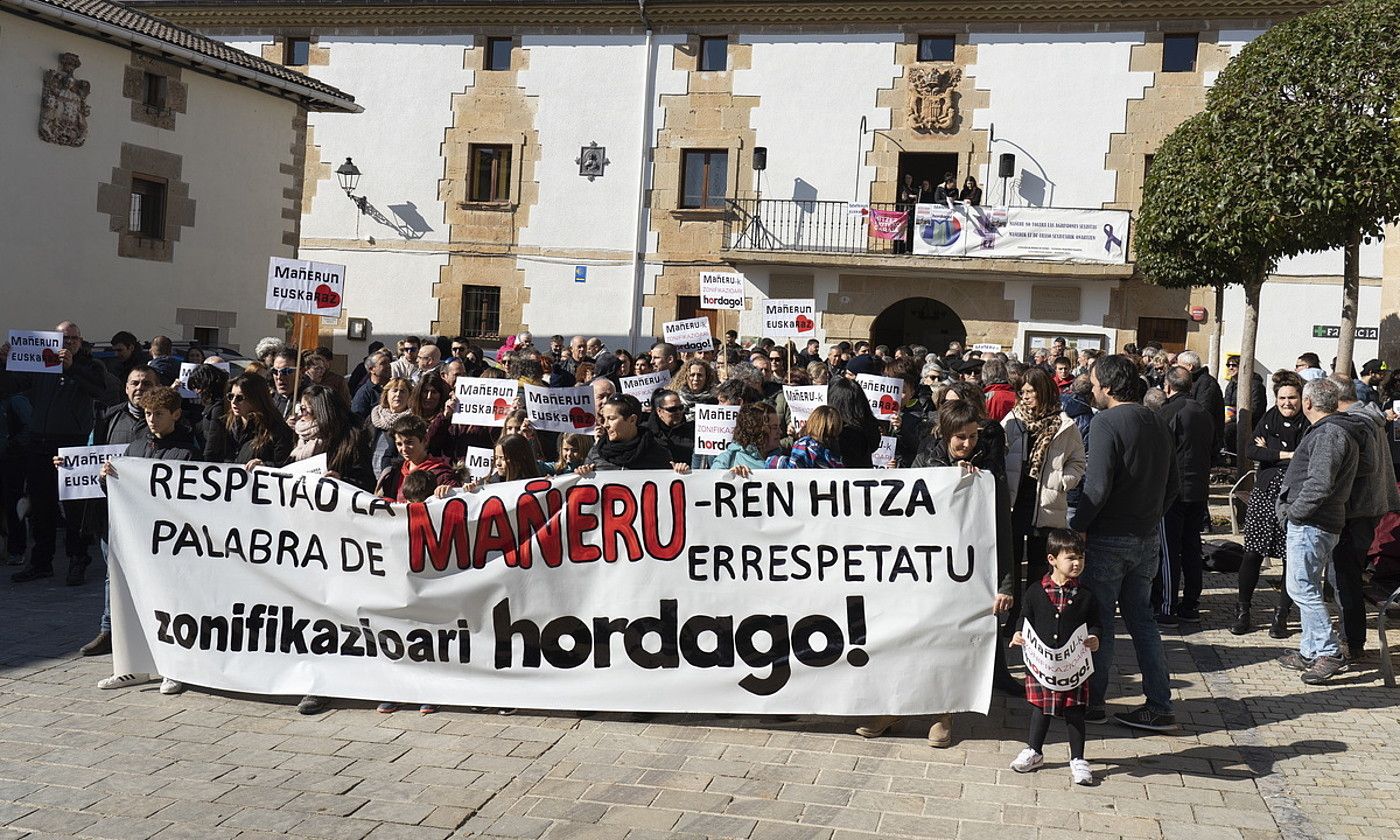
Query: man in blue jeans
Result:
<box><xmin>1275</xmin><ymin>377</ymin><xmax>1357</xmax><ymax>683</ymax></box>
<box><xmin>1069</xmin><ymin>355</ymin><xmax>1180</xmax><ymax>731</ymax></box>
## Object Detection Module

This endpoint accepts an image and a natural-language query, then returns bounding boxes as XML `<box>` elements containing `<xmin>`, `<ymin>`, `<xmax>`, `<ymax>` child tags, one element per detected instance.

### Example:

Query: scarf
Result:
<box><xmin>290</xmin><ymin>415</ymin><xmax>324</xmax><ymax>463</ymax></box>
<box><xmin>1023</xmin><ymin>407</ymin><xmax>1061</xmax><ymax>481</ymax></box>
<box><xmin>371</xmin><ymin>404</ymin><xmax>413</xmax><ymax>431</ymax></box>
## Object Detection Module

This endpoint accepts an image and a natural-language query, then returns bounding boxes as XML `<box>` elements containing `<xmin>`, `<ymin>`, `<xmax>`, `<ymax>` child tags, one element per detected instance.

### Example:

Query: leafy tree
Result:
<box><xmin>1136</xmin><ymin>112</ymin><xmax>1277</xmax><ymax>462</ymax></box>
<box><xmin>1206</xmin><ymin>0</ymin><xmax>1400</xmax><ymax>373</ymax></box>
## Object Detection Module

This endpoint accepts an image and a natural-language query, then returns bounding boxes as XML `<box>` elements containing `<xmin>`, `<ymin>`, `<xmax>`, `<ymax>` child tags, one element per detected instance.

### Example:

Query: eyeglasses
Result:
<box><xmin>271</xmin><ymin>367</ymin><xmax>294</xmax><ymax>377</ymax></box>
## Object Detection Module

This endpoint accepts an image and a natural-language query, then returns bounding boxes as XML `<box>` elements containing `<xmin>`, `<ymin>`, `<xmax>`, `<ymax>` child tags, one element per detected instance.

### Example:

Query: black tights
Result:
<box><xmin>1237</xmin><ymin>549</ymin><xmax>1293</xmax><ymax>612</ymax></box>
<box><xmin>1029</xmin><ymin>705</ymin><xmax>1086</xmax><ymax>760</ymax></box>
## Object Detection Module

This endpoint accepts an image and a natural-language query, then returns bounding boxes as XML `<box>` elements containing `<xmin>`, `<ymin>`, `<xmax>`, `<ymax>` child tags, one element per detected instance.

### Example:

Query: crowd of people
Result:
<box><xmin>3</xmin><ymin>319</ymin><xmax>1397</xmax><ymax>786</ymax></box>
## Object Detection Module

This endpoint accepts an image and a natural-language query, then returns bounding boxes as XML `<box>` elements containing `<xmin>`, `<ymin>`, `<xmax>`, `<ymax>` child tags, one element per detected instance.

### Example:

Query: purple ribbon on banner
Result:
<box><xmin>1103</xmin><ymin>224</ymin><xmax>1123</xmax><ymax>253</ymax></box>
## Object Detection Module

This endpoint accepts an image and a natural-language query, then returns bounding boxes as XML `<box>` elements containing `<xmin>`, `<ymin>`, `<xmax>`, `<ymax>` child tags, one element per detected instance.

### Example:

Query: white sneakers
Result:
<box><xmin>1009</xmin><ymin>749</ymin><xmax>1094</xmax><ymax>785</ymax></box>
<box><xmin>1069</xmin><ymin>758</ymin><xmax>1094</xmax><ymax>786</ymax></box>
<box><xmin>160</xmin><ymin>678</ymin><xmax>185</xmax><ymax>695</ymax></box>
<box><xmin>97</xmin><ymin>673</ymin><xmax>158</xmax><ymax>690</ymax></box>
<box><xmin>1010</xmin><ymin>748</ymin><xmax>1044</xmax><ymax>773</ymax></box>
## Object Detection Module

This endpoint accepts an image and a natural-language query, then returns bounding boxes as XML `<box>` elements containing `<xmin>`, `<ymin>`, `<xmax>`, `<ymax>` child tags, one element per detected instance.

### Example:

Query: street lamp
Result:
<box><xmin>335</xmin><ymin>157</ymin><xmax>368</xmax><ymax>214</ymax></box>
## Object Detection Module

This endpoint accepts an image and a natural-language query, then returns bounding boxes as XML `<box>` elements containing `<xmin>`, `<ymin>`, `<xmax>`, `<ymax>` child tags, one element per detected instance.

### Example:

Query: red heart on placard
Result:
<box><xmin>795</xmin><ymin>314</ymin><xmax>814</xmax><ymax>333</ymax></box>
<box><xmin>569</xmin><ymin>407</ymin><xmax>595</xmax><ymax>429</ymax></box>
<box><xmin>879</xmin><ymin>394</ymin><xmax>899</xmax><ymax>415</ymax></box>
<box><xmin>491</xmin><ymin>398</ymin><xmax>510</xmax><ymax>421</ymax></box>
<box><xmin>314</xmin><ymin>284</ymin><xmax>341</xmax><ymax>309</ymax></box>
<box><xmin>41</xmin><ymin>348</ymin><xmax>62</xmax><ymax>367</ymax></box>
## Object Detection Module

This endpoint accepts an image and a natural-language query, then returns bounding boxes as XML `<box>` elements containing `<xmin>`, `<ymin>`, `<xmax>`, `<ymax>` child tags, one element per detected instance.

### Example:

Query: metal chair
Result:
<box><xmin>1228</xmin><ymin>469</ymin><xmax>1257</xmax><ymax>536</ymax></box>
<box><xmin>1379</xmin><ymin>584</ymin><xmax>1400</xmax><ymax>687</ymax></box>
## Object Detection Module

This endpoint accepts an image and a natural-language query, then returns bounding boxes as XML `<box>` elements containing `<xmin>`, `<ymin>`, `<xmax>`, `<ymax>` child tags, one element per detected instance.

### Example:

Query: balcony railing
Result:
<box><xmin>723</xmin><ymin>198</ymin><xmax>1131</xmax><ymax>265</ymax></box>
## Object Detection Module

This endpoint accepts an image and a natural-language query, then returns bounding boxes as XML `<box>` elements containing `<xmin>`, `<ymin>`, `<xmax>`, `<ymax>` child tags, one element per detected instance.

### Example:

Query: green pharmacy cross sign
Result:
<box><xmin>1312</xmin><ymin>325</ymin><xmax>1378</xmax><ymax>340</ymax></box>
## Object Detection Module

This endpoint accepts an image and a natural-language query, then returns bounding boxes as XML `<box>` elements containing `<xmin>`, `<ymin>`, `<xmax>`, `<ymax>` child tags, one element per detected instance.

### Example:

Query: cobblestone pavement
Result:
<box><xmin>1</xmin><ymin>558</ymin><xmax>1397</xmax><ymax>840</ymax></box>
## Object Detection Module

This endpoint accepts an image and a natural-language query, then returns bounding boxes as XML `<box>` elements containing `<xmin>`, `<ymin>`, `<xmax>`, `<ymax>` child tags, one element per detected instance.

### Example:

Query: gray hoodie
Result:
<box><xmin>1277</xmin><ymin>413</ymin><xmax>1359</xmax><ymax>534</ymax></box>
<box><xmin>1340</xmin><ymin>401</ymin><xmax>1400</xmax><ymax>519</ymax></box>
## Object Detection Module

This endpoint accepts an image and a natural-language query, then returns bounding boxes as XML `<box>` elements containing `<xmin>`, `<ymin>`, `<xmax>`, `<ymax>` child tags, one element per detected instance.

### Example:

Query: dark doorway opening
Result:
<box><xmin>897</xmin><ymin>152</ymin><xmax>960</xmax><ymax>201</ymax></box>
<box><xmin>871</xmin><ymin>297</ymin><xmax>967</xmax><ymax>353</ymax></box>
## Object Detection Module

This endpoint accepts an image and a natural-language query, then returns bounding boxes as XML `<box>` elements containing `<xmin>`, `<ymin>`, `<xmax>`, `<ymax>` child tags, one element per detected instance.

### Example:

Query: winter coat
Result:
<box><xmin>983</xmin><ymin>382</ymin><xmax>1017</xmax><ymax>422</ymax></box>
<box><xmin>214</xmin><ymin>417</ymin><xmax>294</xmax><ymax>467</ymax></box>
<box><xmin>643</xmin><ymin>414</ymin><xmax>696</xmax><ymax>465</ymax></box>
<box><xmin>1189</xmin><ymin>367</ymin><xmax>1226</xmax><ymax>455</ymax></box>
<box><xmin>766</xmin><ymin>436</ymin><xmax>843</xmax><ymax>469</ymax></box>
<box><xmin>0</xmin><ymin>348</ymin><xmax>108</xmax><ymax>440</ymax></box>
<box><xmin>376</xmin><ymin>455</ymin><xmax>460</xmax><ymax>501</ymax></box>
<box><xmin>123</xmin><ymin>426</ymin><xmax>198</xmax><ymax>461</ymax></box>
<box><xmin>1277</xmin><ymin>413</ymin><xmax>1359</xmax><ymax>534</ymax></box>
<box><xmin>1060</xmin><ymin>392</ymin><xmax>1094</xmax><ymax>446</ymax></box>
<box><xmin>1068</xmin><ymin>403</ymin><xmax>1180</xmax><ymax>537</ymax></box>
<box><xmin>1246</xmin><ymin>407</ymin><xmax>1309</xmax><ymax>488</ymax></box>
<box><xmin>1224</xmin><ymin>373</ymin><xmax>1267</xmax><ymax>417</ymax></box>
<box><xmin>1338</xmin><ymin>402</ymin><xmax>1400</xmax><ymax>520</ymax></box>
<box><xmin>585</xmin><ymin>431</ymin><xmax>674</xmax><ymax>471</ymax></box>
<box><xmin>1019</xmin><ymin>576</ymin><xmax>1102</xmax><ymax>652</ymax></box>
<box><xmin>1002</xmin><ymin>410</ymin><xmax>1086</xmax><ymax>530</ymax></box>
<box><xmin>835</xmin><ymin>417</ymin><xmax>881</xmax><ymax>468</ymax></box>
<box><xmin>908</xmin><ymin>437</ymin><xmax>1014</xmax><ymax>597</ymax></box>
<box><xmin>1159</xmin><ymin>392</ymin><xmax>1215</xmax><ymax>504</ymax></box>
<box><xmin>712</xmin><ymin>441</ymin><xmax>770</xmax><ymax>471</ymax></box>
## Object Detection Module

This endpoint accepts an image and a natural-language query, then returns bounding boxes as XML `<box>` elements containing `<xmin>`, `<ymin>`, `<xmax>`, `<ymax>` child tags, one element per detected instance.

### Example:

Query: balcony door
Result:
<box><xmin>897</xmin><ymin>152</ymin><xmax>960</xmax><ymax>202</ymax></box>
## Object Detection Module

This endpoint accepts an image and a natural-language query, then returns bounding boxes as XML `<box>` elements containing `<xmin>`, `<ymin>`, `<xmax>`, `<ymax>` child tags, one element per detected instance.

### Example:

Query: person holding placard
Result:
<box><xmin>2</xmin><ymin>322</ymin><xmax>109</xmax><ymax>585</ymax></box>
<box><xmin>1009</xmin><ymin>529</ymin><xmax>1102</xmax><ymax>785</ymax></box>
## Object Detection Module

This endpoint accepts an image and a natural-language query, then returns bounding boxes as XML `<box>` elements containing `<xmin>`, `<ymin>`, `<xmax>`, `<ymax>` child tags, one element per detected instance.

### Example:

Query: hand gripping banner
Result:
<box><xmin>107</xmin><ymin>459</ymin><xmax>996</xmax><ymax>715</ymax></box>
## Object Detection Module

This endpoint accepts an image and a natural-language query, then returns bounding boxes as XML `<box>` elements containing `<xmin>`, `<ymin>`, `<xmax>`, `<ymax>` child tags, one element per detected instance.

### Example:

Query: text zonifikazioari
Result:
<box><xmin>108</xmin><ymin>459</ymin><xmax>997</xmax><ymax>714</ymax></box>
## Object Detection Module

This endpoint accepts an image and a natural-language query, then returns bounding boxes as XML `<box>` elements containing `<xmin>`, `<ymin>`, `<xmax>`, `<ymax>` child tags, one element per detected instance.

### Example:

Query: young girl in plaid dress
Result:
<box><xmin>1010</xmin><ymin>529</ymin><xmax>1102</xmax><ymax>785</ymax></box>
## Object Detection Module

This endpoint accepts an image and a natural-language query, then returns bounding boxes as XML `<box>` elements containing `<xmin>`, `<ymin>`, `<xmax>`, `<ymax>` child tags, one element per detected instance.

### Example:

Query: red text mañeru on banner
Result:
<box><xmin>107</xmin><ymin>460</ymin><xmax>997</xmax><ymax>715</ymax></box>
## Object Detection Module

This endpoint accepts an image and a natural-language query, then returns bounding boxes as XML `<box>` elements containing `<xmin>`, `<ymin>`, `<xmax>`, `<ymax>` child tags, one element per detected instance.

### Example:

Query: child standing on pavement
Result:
<box><xmin>1010</xmin><ymin>528</ymin><xmax>1101</xmax><ymax>785</ymax></box>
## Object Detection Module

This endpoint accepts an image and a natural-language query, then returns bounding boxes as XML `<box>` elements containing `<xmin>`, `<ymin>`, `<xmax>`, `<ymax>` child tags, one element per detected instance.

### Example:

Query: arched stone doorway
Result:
<box><xmin>870</xmin><ymin>297</ymin><xmax>967</xmax><ymax>353</ymax></box>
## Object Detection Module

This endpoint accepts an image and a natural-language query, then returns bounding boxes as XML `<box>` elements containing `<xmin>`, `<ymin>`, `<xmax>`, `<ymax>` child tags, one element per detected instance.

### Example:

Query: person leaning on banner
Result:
<box><xmin>96</xmin><ymin>385</ymin><xmax>198</xmax><ymax>697</ymax></box>
<box><xmin>1</xmin><ymin>321</ymin><xmax>110</xmax><ymax>586</ymax></box>
<box><xmin>576</xmin><ymin>393</ymin><xmax>690</xmax><ymax>475</ymax></box>
<box><xmin>959</xmin><ymin>176</ymin><xmax>983</xmax><ymax>206</ymax></box>
<box><xmin>857</xmin><ymin>398</ymin><xmax>1017</xmax><ymax>748</ymax></box>
<box><xmin>211</xmin><ymin>373</ymin><xmax>293</xmax><ymax>469</ymax></box>
<box><xmin>933</xmin><ymin>172</ymin><xmax>959</xmax><ymax>205</ymax></box>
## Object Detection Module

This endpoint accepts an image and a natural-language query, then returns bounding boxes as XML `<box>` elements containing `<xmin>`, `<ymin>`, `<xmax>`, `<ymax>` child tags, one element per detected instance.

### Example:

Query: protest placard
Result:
<box><xmin>465</xmin><ymin>447</ymin><xmax>494</xmax><ymax>480</ymax></box>
<box><xmin>523</xmin><ymin>384</ymin><xmax>596</xmax><ymax>434</ymax></box>
<box><xmin>661</xmin><ymin>318</ymin><xmax>713</xmax><ymax>354</ymax></box>
<box><xmin>782</xmin><ymin>385</ymin><xmax>826</xmax><ymax>425</ymax></box>
<box><xmin>6</xmin><ymin>330</ymin><xmax>64</xmax><ymax>374</ymax></box>
<box><xmin>761</xmin><ymin>299</ymin><xmax>817</xmax><ymax>339</ymax></box>
<box><xmin>108</xmin><ymin>460</ymin><xmax>997</xmax><ymax>714</ymax></box>
<box><xmin>699</xmin><ymin>271</ymin><xmax>745</xmax><ymax>310</ymax></box>
<box><xmin>620</xmin><ymin>370</ymin><xmax>672</xmax><ymax>404</ymax></box>
<box><xmin>856</xmin><ymin>374</ymin><xmax>904</xmax><ymax>420</ymax></box>
<box><xmin>693</xmin><ymin>403</ymin><xmax>739</xmax><ymax>457</ymax></box>
<box><xmin>56</xmin><ymin>444</ymin><xmax>127</xmax><ymax>500</ymax></box>
<box><xmin>266</xmin><ymin>256</ymin><xmax>347</xmax><ymax>318</ymax></box>
<box><xmin>972</xmin><ymin>343</ymin><xmax>1003</xmax><ymax>354</ymax></box>
<box><xmin>1021</xmin><ymin>621</ymin><xmax>1094</xmax><ymax>691</ymax></box>
<box><xmin>453</xmin><ymin>378</ymin><xmax>520</xmax><ymax>427</ymax></box>
<box><xmin>176</xmin><ymin>361</ymin><xmax>230</xmax><ymax>399</ymax></box>
<box><xmin>872</xmin><ymin>435</ymin><xmax>897</xmax><ymax>468</ymax></box>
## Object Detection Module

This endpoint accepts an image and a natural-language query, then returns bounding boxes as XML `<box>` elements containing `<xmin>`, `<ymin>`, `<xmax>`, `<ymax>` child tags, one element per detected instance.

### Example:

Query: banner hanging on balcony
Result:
<box><xmin>107</xmin><ymin>460</ymin><xmax>998</xmax><ymax>714</ymax></box>
<box><xmin>867</xmin><ymin>209</ymin><xmax>909</xmax><ymax>241</ymax></box>
<box><xmin>911</xmin><ymin>205</ymin><xmax>1129</xmax><ymax>264</ymax></box>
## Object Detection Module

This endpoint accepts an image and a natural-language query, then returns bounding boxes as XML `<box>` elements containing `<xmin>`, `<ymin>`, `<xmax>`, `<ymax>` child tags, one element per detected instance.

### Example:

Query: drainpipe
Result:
<box><xmin>627</xmin><ymin>0</ymin><xmax>658</xmax><ymax>352</ymax></box>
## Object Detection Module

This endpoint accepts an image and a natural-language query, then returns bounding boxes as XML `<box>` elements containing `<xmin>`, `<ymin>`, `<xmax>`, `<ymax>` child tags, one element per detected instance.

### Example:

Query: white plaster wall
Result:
<box><xmin>519</xmin><ymin>35</ymin><xmax>648</xmax><ymax>253</ymax></box>
<box><xmin>734</xmin><ymin>35</ymin><xmax>899</xmax><ymax>205</ymax></box>
<box><xmin>220</xmin><ymin>36</ymin><xmax>472</xmax><ymax>245</ymax></box>
<box><xmin>1275</xmin><ymin>243</ymin><xmax>1384</xmax><ymax>278</ymax></box>
<box><xmin>969</xmin><ymin>33</ymin><xmax>1153</xmax><ymax>209</ymax></box>
<box><xmin>295</xmin><ymin>247</ymin><xmax>444</xmax><ymax>353</ymax></box>
<box><xmin>517</xmin><ymin>257</ymin><xmax>636</xmax><ymax>345</ymax></box>
<box><xmin>1221</xmin><ymin>281</ymin><xmax>1381</xmax><ymax>377</ymax></box>
<box><xmin>1</xmin><ymin>15</ymin><xmax>298</xmax><ymax>352</ymax></box>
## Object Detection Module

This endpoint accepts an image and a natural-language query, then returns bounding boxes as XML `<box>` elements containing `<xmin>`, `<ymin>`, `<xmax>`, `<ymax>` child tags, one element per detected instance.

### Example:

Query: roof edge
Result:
<box><xmin>4</xmin><ymin>0</ymin><xmax>361</xmax><ymax>112</ymax></box>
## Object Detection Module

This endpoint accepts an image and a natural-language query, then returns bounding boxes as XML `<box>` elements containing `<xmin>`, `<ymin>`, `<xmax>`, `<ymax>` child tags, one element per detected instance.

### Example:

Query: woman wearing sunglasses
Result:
<box><xmin>642</xmin><ymin>389</ymin><xmax>695</xmax><ymax>465</ymax></box>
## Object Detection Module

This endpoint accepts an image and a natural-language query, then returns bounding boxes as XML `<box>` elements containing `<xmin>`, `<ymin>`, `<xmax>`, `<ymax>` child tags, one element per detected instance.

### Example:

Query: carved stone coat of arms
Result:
<box><xmin>39</xmin><ymin>53</ymin><xmax>92</xmax><ymax>147</ymax></box>
<box><xmin>909</xmin><ymin>67</ymin><xmax>961</xmax><ymax>132</ymax></box>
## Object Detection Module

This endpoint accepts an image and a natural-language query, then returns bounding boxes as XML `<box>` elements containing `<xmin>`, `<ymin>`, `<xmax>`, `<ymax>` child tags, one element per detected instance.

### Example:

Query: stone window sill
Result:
<box><xmin>459</xmin><ymin>201</ymin><xmax>517</xmax><ymax>212</ymax></box>
<box><xmin>670</xmin><ymin>208</ymin><xmax>729</xmax><ymax>220</ymax></box>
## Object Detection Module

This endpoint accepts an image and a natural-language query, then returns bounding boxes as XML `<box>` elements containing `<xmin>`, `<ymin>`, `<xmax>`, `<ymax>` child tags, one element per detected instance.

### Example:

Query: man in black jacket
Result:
<box><xmin>1068</xmin><ymin>354</ymin><xmax>1179</xmax><ymax>732</ymax></box>
<box><xmin>1153</xmin><ymin>367</ymin><xmax>1216</xmax><ymax>626</ymax></box>
<box><xmin>1176</xmin><ymin>350</ymin><xmax>1225</xmax><ymax>458</ymax></box>
<box><xmin>0</xmin><ymin>322</ymin><xmax>108</xmax><ymax>584</ymax></box>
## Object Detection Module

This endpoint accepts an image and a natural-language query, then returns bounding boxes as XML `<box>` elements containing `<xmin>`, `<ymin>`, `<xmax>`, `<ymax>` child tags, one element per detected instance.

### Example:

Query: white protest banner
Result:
<box><xmin>523</xmin><ymin>384</ymin><xmax>596</xmax><ymax>434</ymax></box>
<box><xmin>699</xmin><ymin>271</ymin><xmax>745</xmax><ymax>311</ymax></box>
<box><xmin>661</xmin><ymin>318</ymin><xmax>713</xmax><ymax>354</ymax></box>
<box><xmin>693</xmin><ymin>403</ymin><xmax>739</xmax><ymax>457</ymax></box>
<box><xmin>761</xmin><ymin>299</ymin><xmax>817</xmax><ymax>339</ymax></box>
<box><xmin>783</xmin><ymin>386</ymin><xmax>826</xmax><ymax>425</ymax></box>
<box><xmin>453</xmin><ymin>378</ymin><xmax>520</xmax><ymax>427</ymax></box>
<box><xmin>257</xmin><ymin>453</ymin><xmax>327</xmax><ymax>477</ymax></box>
<box><xmin>266</xmin><ymin>256</ymin><xmax>347</xmax><ymax>318</ymax></box>
<box><xmin>465</xmin><ymin>447</ymin><xmax>495</xmax><ymax>480</ymax></box>
<box><xmin>176</xmin><ymin>361</ymin><xmax>230</xmax><ymax>399</ymax></box>
<box><xmin>56</xmin><ymin>444</ymin><xmax>127</xmax><ymax>500</ymax></box>
<box><xmin>108</xmin><ymin>459</ymin><xmax>997</xmax><ymax>714</ymax></box>
<box><xmin>1021</xmin><ymin>621</ymin><xmax>1094</xmax><ymax>691</ymax></box>
<box><xmin>620</xmin><ymin>370</ymin><xmax>672</xmax><ymax>404</ymax></box>
<box><xmin>872</xmin><ymin>436</ymin><xmax>897</xmax><ymax>469</ymax></box>
<box><xmin>6</xmin><ymin>330</ymin><xmax>64</xmax><ymax>374</ymax></box>
<box><xmin>856</xmin><ymin>374</ymin><xmax>903</xmax><ymax>420</ymax></box>
<box><xmin>912</xmin><ymin>204</ymin><xmax>1130</xmax><ymax>264</ymax></box>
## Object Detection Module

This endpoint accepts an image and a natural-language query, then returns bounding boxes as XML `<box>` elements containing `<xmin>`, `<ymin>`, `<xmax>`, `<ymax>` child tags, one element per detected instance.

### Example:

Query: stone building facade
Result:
<box><xmin>130</xmin><ymin>0</ymin><xmax>1389</xmax><ymax>375</ymax></box>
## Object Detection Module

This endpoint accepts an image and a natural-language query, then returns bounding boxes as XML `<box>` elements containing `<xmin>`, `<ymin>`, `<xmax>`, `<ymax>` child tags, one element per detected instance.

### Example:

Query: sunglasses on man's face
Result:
<box><xmin>661</xmin><ymin>405</ymin><xmax>685</xmax><ymax>414</ymax></box>
<box><xmin>272</xmin><ymin>368</ymin><xmax>294</xmax><ymax>377</ymax></box>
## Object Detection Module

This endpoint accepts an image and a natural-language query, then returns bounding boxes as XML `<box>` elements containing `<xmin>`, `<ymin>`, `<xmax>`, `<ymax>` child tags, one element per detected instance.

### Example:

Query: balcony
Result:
<box><xmin>722</xmin><ymin>198</ymin><xmax>1133</xmax><ymax>275</ymax></box>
